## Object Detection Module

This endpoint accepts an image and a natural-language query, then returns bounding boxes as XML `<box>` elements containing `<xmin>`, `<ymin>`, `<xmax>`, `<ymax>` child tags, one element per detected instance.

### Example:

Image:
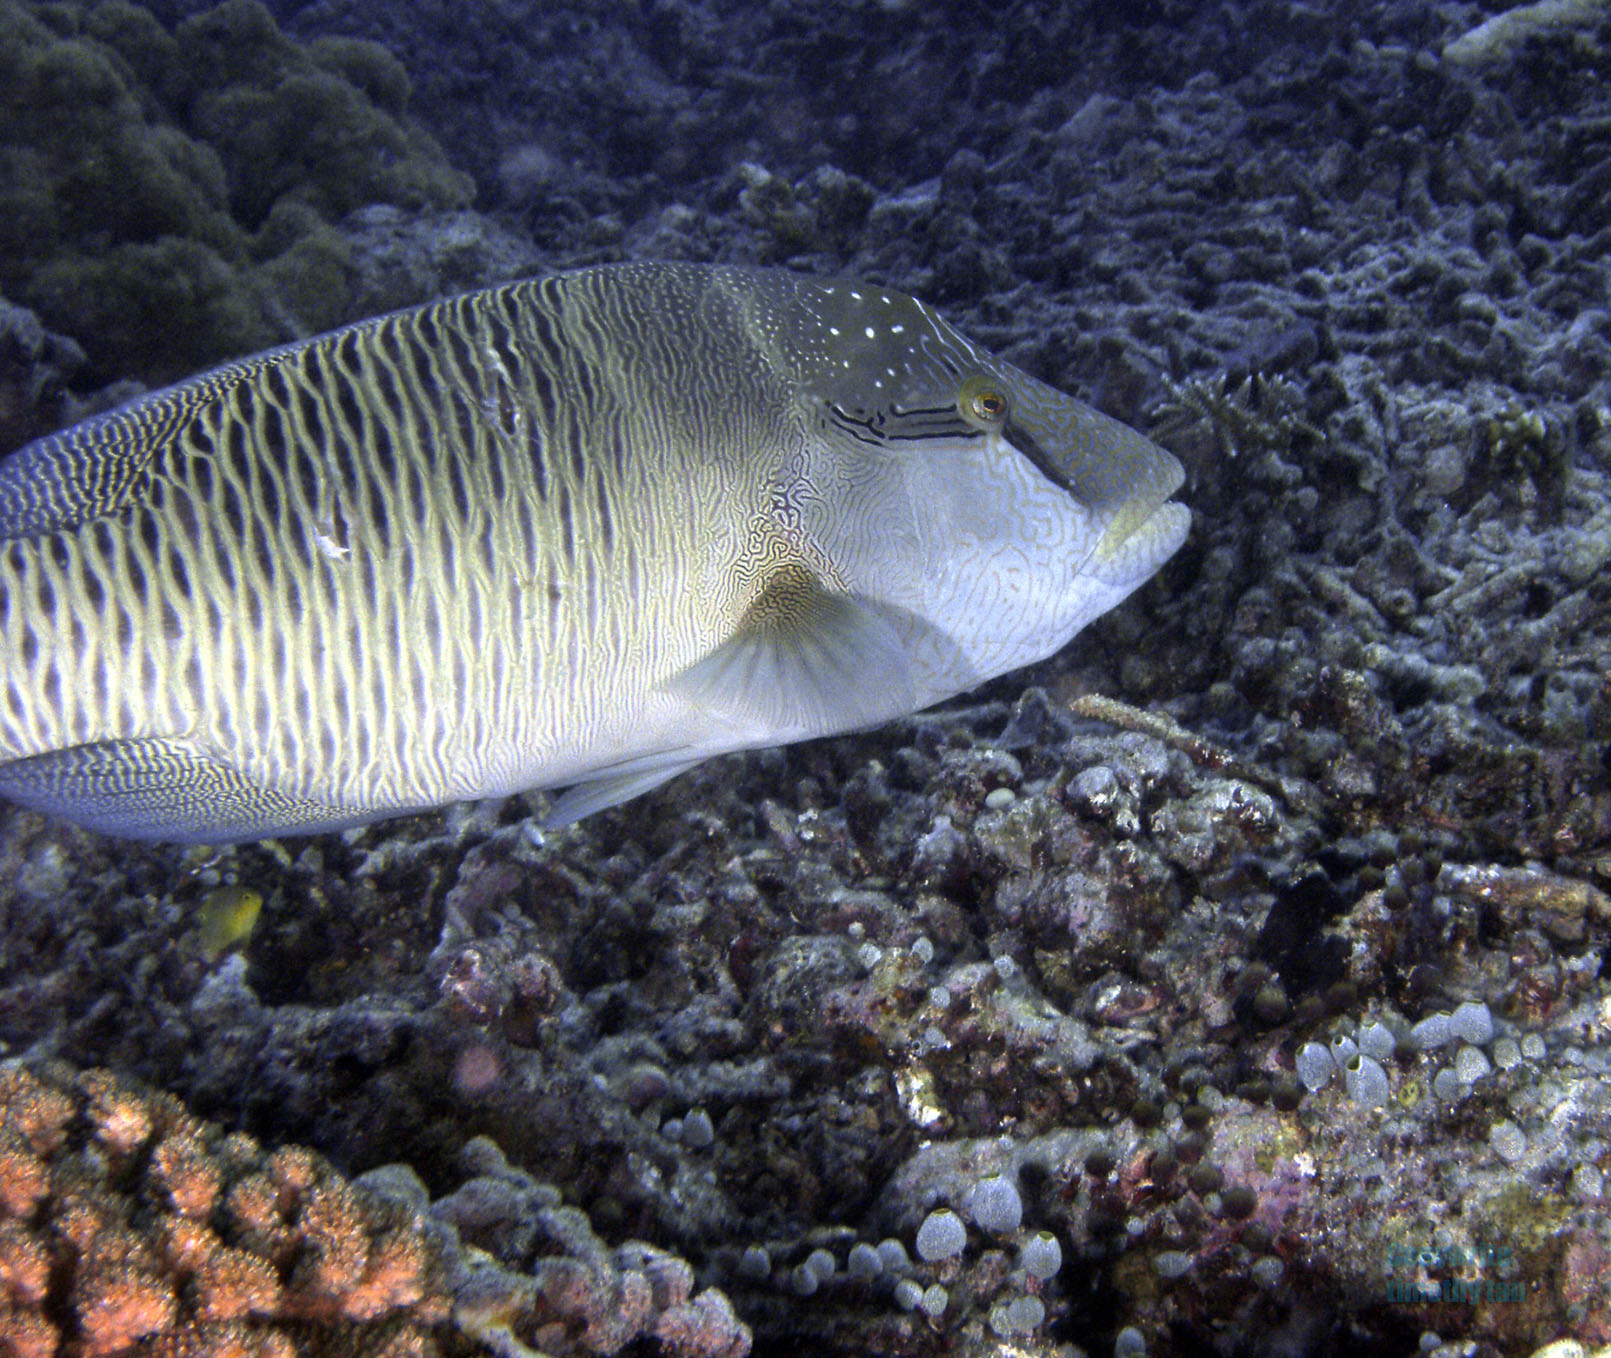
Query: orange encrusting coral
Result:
<box><xmin>0</xmin><ymin>1062</ymin><xmax>453</xmax><ymax>1357</ymax></box>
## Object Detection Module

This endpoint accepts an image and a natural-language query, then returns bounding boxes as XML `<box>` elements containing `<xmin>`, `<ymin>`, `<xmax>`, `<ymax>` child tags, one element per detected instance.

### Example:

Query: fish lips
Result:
<box><xmin>1084</xmin><ymin>452</ymin><xmax>1190</xmax><ymax>591</ymax></box>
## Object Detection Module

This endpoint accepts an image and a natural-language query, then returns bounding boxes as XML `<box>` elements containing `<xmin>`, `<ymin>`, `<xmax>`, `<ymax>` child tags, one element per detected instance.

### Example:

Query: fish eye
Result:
<box><xmin>958</xmin><ymin>377</ymin><xmax>1009</xmax><ymax>429</ymax></box>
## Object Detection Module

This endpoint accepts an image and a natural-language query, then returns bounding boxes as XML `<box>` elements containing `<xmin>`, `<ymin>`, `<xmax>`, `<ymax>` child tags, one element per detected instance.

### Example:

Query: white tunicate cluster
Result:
<box><xmin>848</xmin><ymin>1242</ymin><xmax>883</xmax><ymax>1280</ymax></box>
<box><xmin>1009</xmin><ymin>1296</ymin><xmax>1046</xmax><ymax>1332</ymax></box>
<box><xmin>1329</xmin><ymin>1035</ymin><xmax>1359</xmax><ymax>1067</ymax></box>
<box><xmin>1407</xmin><ymin>1012</ymin><xmax>1454</xmax><ymax>1050</ymax></box>
<box><xmin>920</xmin><ymin>1283</ymin><xmax>948</xmax><ymax>1319</ymax></box>
<box><xmin>1520</xmin><ymin>1033</ymin><xmax>1546</xmax><ymax>1060</ymax></box>
<box><xmin>876</xmin><ymin>1238</ymin><xmax>910</xmax><ymax>1273</ymax></box>
<box><xmin>1344</xmin><ymin>1054</ymin><xmax>1390</xmax><ymax>1109</ymax></box>
<box><xmin>1492</xmin><ymin>1036</ymin><xmax>1523</xmax><ymax>1070</ymax></box>
<box><xmin>893</xmin><ymin>1278</ymin><xmax>924</xmax><ymax>1311</ymax></box>
<box><xmin>1454</xmin><ymin>1044</ymin><xmax>1492</xmax><ymax>1085</ymax></box>
<box><xmin>1357</xmin><ymin>1020</ymin><xmax>1396</xmax><ymax>1062</ymax></box>
<box><xmin>790</xmin><ymin>1263</ymin><xmax>819</xmax><ymax>1296</ymax></box>
<box><xmin>989</xmin><ymin>1295</ymin><xmax>1046</xmax><ymax>1337</ymax></box>
<box><xmin>737</xmin><ymin>1245</ymin><xmax>770</xmax><ymax>1281</ymax></box>
<box><xmin>1020</xmin><ymin>1230</ymin><xmax>1062</xmax><ymax>1279</ymax></box>
<box><xmin>916</xmin><ymin>1208</ymin><xmax>967</xmax><ymax>1261</ymax></box>
<box><xmin>1153</xmin><ymin>1249</ymin><xmax>1193</xmax><ymax>1280</ymax></box>
<box><xmin>966</xmin><ymin>1175</ymin><xmax>1023</xmax><ymax>1234</ymax></box>
<box><xmin>1489</xmin><ymin>1120</ymin><xmax>1527</xmax><ymax>1165</ymax></box>
<box><xmin>912</xmin><ymin>936</ymin><xmax>935</xmax><ymax>965</ymax></box>
<box><xmin>1449</xmin><ymin>1000</ymin><xmax>1494</xmax><ymax>1045</ymax></box>
<box><xmin>993</xmin><ymin>955</ymin><xmax>1019</xmax><ymax>982</ymax></box>
<box><xmin>984</xmin><ymin>786</ymin><xmax>1017</xmax><ymax>810</ymax></box>
<box><xmin>1431</xmin><ymin>1067</ymin><xmax>1463</xmax><ymax>1101</ymax></box>
<box><xmin>857</xmin><ymin>942</ymin><xmax>883</xmax><ymax>970</ymax></box>
<box><xmin>1115</xmin><ymin>1325</ymin><xmax>1148</xmax><ymax>1358</ymax></box>
<box><xmin>804</xmin><ymin>1248</ymin><xmax>836</xmax><ymax>1284</ymax></box>
<box><xmin>681</xmin><ymin>1106</ymin><xmax>715</xmax><ymax>1148</ymax></box>
<box><xmin>1252</xmin><ymin>1255</ymin><xmax>1285</xmax><ymax>1289</ymax></box>
<box><xmin>1296</xmin><ymin>1041</ymin><xmax>1335</xmax><ymax>1091</ymax></box>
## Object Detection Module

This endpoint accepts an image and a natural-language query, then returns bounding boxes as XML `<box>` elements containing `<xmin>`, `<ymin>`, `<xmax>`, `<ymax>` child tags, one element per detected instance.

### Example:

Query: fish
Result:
<box><xmin>193</xmin><ymin>884</ymin><xmax>264</xmax><ymax>960</ymax></box>
<box><xmin>0</xmin><ymin>261</ymin><xmax>1188</xmax><ymax>843</ymax></box>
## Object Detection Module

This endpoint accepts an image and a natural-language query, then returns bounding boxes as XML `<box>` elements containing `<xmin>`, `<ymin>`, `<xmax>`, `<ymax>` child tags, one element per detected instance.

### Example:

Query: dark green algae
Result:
<box><xmin>0</xmin><ymin>0</ymin><xmax>473</xmax><ymax>385</ymax></box>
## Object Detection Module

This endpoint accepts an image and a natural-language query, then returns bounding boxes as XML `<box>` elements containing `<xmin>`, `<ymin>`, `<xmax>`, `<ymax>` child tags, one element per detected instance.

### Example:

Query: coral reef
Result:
<box><xmin>2</xmin><ymin>692</ymin><xmax>1607</xmax><ymax>1354</ymax></box>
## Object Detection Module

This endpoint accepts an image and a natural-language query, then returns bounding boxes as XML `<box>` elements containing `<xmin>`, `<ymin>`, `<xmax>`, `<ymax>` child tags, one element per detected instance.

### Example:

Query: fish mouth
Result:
<box><xmin>1086</xmin><ymin>453</ymin><xmax>1189</xmax><ymax>591</ymax></box>
<box><xmin>1091</xmin><ymin>497</ymin><xmax>1190</xmax><ymax>589</ymax></box>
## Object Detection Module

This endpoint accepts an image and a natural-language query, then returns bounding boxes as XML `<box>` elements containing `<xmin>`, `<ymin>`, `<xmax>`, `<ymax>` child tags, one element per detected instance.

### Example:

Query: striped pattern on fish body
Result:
<box><xmin>0</xmin><ymin>262</ymin><xmax>1188</xmax><ymax>842</ymax></box>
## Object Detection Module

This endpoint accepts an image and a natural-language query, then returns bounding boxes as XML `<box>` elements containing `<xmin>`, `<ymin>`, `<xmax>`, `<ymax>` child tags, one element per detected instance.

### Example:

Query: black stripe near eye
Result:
<box><xmin>828</xmin><ymin>402</ymin><xmax>975</xmax><ymax>445</ymax></box>
<box><xmin>827</xmin><ymin>404</ymin><xmax>886</xmax><ymax>446</ymax></box>
<box><xmin>1007</xmin><ymin>420</ymin><xmax>1078</xmax><ymax>498</ymax></box>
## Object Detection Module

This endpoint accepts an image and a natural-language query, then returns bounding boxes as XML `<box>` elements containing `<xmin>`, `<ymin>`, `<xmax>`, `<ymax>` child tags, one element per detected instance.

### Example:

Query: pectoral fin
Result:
<box><xmin>661</xmin><ymin>565</ymin><xmax>916</xmax><ymax>736</ymax></box>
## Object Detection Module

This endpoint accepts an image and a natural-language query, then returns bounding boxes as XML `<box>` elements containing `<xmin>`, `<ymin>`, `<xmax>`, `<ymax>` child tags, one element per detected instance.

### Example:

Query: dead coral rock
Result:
<box><xmin>1441</xmin><ymin>862</ymin><xmax>1611</xmax><ymax>942</ymax></box>
<box><xmin>430</xmin><ymin>1141</ymin><xmax>752</xmax><ymax>1358</ymax></box>
<box><xmin>652</xmin><ymin>1289</ymin><xmax>751</xmax><ymax>1358</ymax></box>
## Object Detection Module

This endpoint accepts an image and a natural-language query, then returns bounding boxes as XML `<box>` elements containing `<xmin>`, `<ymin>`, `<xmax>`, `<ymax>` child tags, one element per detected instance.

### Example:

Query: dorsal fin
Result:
<box><xmin>0</xmin><ymin>310</ymin><xmax>402</xmax><ymax>542</ymax></box>
<box><xmin>0</xmin><ymin>362</ymin><xmax>257</xmax><ymax>540</ymax></box>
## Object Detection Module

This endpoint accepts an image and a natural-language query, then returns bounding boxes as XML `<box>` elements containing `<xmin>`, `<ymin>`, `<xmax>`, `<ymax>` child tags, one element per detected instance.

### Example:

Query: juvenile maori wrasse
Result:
<box><xmin>0</xmin><ymin>262</ymin><xmax>1188</xmax><ymax>842</ymax></box>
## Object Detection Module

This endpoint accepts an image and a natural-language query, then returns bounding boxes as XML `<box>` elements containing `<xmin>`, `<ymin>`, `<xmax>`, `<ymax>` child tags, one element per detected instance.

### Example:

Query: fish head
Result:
<box><xmin>768</xmin><ymin>277</ymin><xmax>1190</xmax><ymax>705</ymax></box>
